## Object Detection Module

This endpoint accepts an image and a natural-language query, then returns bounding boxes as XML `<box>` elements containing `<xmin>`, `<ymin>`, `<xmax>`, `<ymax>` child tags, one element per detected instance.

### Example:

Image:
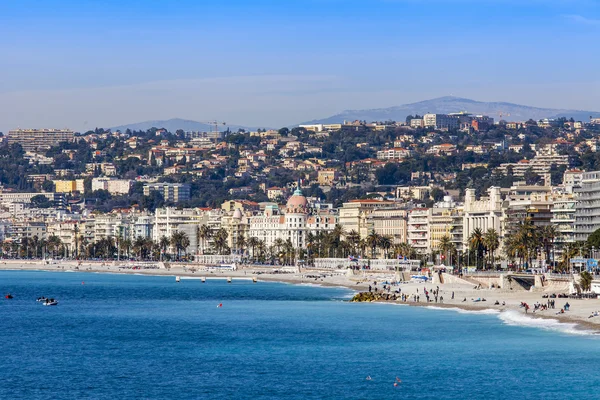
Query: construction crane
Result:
<box><xmin>200</xmin><ymin>121</ymin><xmax>227</xmax><ymax>140</ymax></box>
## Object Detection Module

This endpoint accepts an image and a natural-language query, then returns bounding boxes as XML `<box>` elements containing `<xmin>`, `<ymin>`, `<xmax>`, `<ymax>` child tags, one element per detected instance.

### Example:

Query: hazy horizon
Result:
<box><xmin>1</xmin><ymin>0</ymin><xmax>599</xmax><ymax>133</ymax></box>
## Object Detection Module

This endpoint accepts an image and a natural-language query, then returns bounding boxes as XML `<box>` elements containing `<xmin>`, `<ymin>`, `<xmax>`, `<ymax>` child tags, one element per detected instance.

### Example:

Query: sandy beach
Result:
<box><xmin>2</xmin><ymin>259</ymin><xmax>600</xmax><ymax>333</ymax></box>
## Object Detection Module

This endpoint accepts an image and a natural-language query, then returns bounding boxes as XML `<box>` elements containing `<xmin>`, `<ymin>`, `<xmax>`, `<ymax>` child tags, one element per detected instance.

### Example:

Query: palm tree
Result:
<box><xmin>121</xmin><ymin>238</ymin><xmax>132</xmax><ymax>260</ymax></box>
<box><xmin>468</xmin><ymin>228</ymin><xmax>484</xmax><ymax>269</ymax></box>
<box><xmin>346</xmin><ymin>230</ymin><xmax>361</xmax><ymax>256</ymax></box>
<box><xmin>379</xmin><ymin>236</ymin><xmax>392</xmax><ymax>259</ymax></box>
<box><xmin>159</xmin><ymin>236</ymin><xmax>170</xmax><ymax>260</ymax></box>
<box><xmin>237</xmin><ymin>233</ymin><xmax>246</xmax><ymax>256</ymax></box>
<box><xmin>306</xmin><ymin>232</ymin><xmax>316</xmax><ymax>263</ymax></box>
<box><xmin>283</xmin><ymin>239</ymin><xmax>295</xmax><ymax>265</ymax></box>
<box><xmin>133</xmin><ymin>236</ymin><xmax>146</xmax><ymax>260</ymax></box>
<box><xmin>212</xmin><ymin>229</ymin><xmax>229</xmax><ymax>255</ymax></box>
<box><xmin>437</xmin><ymin>235</ymin><xmax>453</xmax><ymax>264</ymax></box>
<box><xmin>366</xmin><ymin>232</ymin><xmax>382</xmax><ymax>259</ymax></box>
<box><xmin>482</xmin><ymin>229</ymin><xmax>500</xmax><ymax>269</ymax></box>
<box><xmin>540</xmin><ymin>224</ymin><xmax>558</xmax><ymax>265</ymax></box>
<box><xmin>256</xmin><ymin>240</ymin><xmax>266</xmax><ymax>262</ymax></box>
<box><xmin>248</xmin><ymin>237</ymin><xmax>260</xmax><ymax>261</ymax></box>
<box><xmin>197</xmin><ymin>225</ymin><xmax>212</xmax><ymax>255</ymax></box>
<box><xmin>170</xmin><ymin>231</ymin><xmax>191</xmax><ymax>260</ymax></box>
<box><xmin>393</xmin><ymin>242</ymin><xmax>415</xmax><ymax>259</ymax></box>
<box><xmin>47</xmin><ymin>235</ymin><xmax>62</xmax><ymax>259</ymax></box>
<box><xmin>579</xmin><ymin>271</ymin><xmax>593</xmax><ymax>292</ymax></box>
<box><xmin>273</xmin><ymin>238</ymin><xmax>285</xmax><ymax>262</ymax></box>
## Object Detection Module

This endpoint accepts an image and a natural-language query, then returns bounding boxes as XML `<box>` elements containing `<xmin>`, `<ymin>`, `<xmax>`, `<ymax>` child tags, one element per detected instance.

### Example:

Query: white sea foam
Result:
<box><xmin>425</xmin><ymin>306</ymin><xmax>500</xmax><ymax>315</ymax></box>
<box><xmin>498</xmin><ymin>310</ymin><xmax>596</xmax><ymax>336</ymax></box>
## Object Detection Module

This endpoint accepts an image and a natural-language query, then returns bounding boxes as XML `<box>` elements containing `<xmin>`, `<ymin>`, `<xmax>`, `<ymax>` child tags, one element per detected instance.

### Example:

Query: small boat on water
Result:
<box><xmin>42</xmin><ymin>298</ymin><xmax>58</xmax><ymax>306</ymax></box>
<box><xmin>175</xmin><ymin>276</ymin><xmax>181</xmax><ymax>283</ymax></box>
<box><xmin>5</xmin><ymin>294</ymin><xmax>13</xmax><ymax>299</ymax></box>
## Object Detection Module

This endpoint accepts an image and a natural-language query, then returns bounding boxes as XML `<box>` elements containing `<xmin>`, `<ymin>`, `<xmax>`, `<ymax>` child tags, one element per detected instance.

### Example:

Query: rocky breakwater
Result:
<box><xmin>350</xmin><ymin>292</ymin><xmax>400</xmax><ymax>302</ymax></box>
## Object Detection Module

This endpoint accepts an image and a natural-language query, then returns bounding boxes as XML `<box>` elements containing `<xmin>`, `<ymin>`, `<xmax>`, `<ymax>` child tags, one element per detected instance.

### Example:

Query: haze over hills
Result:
<box><xmin>302</xmin><ymin>96</ymin><xmax>600</xmax><ymax>125</ymax></box>
<box><xmin>110</xmin><ymin>118</ymin><xmax>264</xmax><ymax>133</ymax></box>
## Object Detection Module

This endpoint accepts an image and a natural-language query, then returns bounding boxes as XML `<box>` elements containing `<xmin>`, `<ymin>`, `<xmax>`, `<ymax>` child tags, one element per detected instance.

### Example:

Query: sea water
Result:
<box><xmin>1</xmin><ymin>270</ymin><xmax>599</xmax><ymax>400</ymax></box>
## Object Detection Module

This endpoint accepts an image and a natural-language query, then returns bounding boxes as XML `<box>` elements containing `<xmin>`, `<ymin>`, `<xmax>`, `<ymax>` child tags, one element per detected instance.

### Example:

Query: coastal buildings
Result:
<box><xmin>54</xmin><ymin>180</ymin><xmax>85</xmax><ymax>194</ymax></box>
<box><xmin>423</xmin><ymin>114</ymin><xmax>459</xmax><ymax>130</ymax></box>
<box><xmin>7</xmin><ymin>129</ymin><xmax>74</xmax><ymax>152</ymax></box>
<box><xmin>551</xmin><ymin>196</ymin><xmax>577</xmax><ymax>254</ymax></box>
<box><xmin>463</xmin><ymin>187</ymin><xmax>503</xmax><ymax>248</ymax></box>
<box><xmin>574</xmin><ymin>171</ymin><xmax>600</xmax><ymax>242</ymax></box>
<box><xmin>407</xmin><ymin>208</ymin><xmax>429</xmax><ymax>253</ymax></box>
<box><xmin>143</xmin><ymin>183</ymin><xmax>191</xmax><ymax>203</ymax></box>
<box><xmin>92</xmin><ymin>178</ymin><xmax>133</xmax><ymax>195</ymax></box>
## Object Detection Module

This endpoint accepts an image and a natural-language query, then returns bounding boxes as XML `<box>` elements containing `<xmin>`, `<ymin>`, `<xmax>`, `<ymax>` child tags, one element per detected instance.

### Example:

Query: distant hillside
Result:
<box><xmin>302</xmin><ymin>96</ymin><xmax>600</xmax><ymax>124</ymax></box>
<box><xmin>111</xmin><ymin>118</ymin><xmax>264</xmax><ymax>133</ymax></box>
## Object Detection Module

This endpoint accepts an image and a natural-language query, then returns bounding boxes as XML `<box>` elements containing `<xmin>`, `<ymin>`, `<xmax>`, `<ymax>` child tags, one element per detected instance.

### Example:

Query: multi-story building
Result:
<box><xmin>377</xmin><ymin>148</ymin><xmax>413</xmax><ymax>160</ymax></box>
<box><xmin>54</xmin><ymin>179</ymin><xmax>85</xmax><ymax>194</ymax></box>
<box><xmin>92</xmin><ymin>178</ymin><xmax>132</xmax><ymax>195</ymax></box>
<box><xmin>317</xmin><ymin>169</ymin><xmax>340</xmax><ymax>186</ymax></box>
<box><xmin>551</xmin><ymin>196</ymin><xmax>577</xmax><ymax>256</ymax></box>
<box><xmin>463</xmin><ymin>187</ymin><xmax>503</xmax><ymax>250</ymax></box>
<box><xmin>338</xmin><ymin>199</ymin><xmax>397</xmax><ymax>239</ymax></box>
<box><xmin>496</xmin><ymin>153</ymin><xmax>571</xmax><ymax>177</ymax></box>
<box><xmin>407</xmin><ymin>208</ymin><xmax>429</xmax><ymax>253</ymax></box>
<box><xmin>143</xmin><ymin>183</ymin><xmax>191</xmax><ymax>203</ymax></box>
<box><xmin>131</xmin><ymin>213</ymin><xmax>154</xmax><ymax>240</ymax></box>
<box><xmin>248</xmin><ymin>188</ymin><xmax>336</xmax><ymax>250</ymax></box>
<box><xmin>153</xmin><ymin>207</ymin><xmax>199</xmax><ymax>242</ymax></box>
<box><xmin>574</xmin><ymin>171</ymin><xmax>600</xmax><ymax>242</ymax></box>
<box><xmin>422</xmin><ymin>114</ymin><xmax>459</xmax><ymax>130</ymax></box>
<box><xmin>46</xmin><ymin>220</ymin><xmax>80</xmax><ymax>255</ymax></box>
<box><xmin>10</xmin><ymin>221</ymin><xmax>47</xmax><ymax>242</ymax></box>
<box><xmin>92</xmin><ymin>212</ymin><xmax>131</xmax><ymax>242</ymax></box>
<box><xmin>0</xmin><ymin>192</ymin><xmax>66</xmax><ymax>208</ymax></box>
<box><xmin>7</xmin><ymin>129</ymin><xmax>74</xmax><ymax>152</ymax></box>
<box><xmin>503</xmin><ymin>193</ymin><xmax>553</xmax><ymax>239</ymax></box>
<box><xmin>368</xmin><ymin>208</ymin><xmax>408</xmax><ymax>245</ymax></box>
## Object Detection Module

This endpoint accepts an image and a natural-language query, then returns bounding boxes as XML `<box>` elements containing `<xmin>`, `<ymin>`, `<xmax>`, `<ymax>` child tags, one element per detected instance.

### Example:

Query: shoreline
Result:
<box><xmin>2</xmin><ymin>261</ymin><xmax>600</xmax><ymax>334</ymax></box>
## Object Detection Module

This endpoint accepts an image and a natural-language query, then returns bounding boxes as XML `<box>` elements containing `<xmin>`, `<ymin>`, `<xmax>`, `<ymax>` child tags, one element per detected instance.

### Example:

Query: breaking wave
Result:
<box><xmin>498</xmin><ymin>310</ymin><xmax>596</xmax><ymax>336</ymax></box>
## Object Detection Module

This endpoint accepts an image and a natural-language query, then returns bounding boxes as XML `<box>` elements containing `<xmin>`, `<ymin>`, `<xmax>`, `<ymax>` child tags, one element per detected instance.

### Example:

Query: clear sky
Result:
<box><xmin>0</xmin><ymin>0</ymin><xmax>599</xmax><ymax>132</ymax></box>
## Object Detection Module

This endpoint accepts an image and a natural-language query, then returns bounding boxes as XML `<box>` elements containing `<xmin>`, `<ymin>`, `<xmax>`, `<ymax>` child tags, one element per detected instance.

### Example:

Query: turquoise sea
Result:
<box><xmin>1</xmin><ymin>270</ymin><xmax>600</xmax><ymax>399</ymax></box>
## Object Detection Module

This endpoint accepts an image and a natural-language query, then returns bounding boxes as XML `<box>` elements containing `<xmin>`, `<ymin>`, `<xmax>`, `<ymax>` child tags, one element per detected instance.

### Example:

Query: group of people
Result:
<box><xmin>521</xmin><ymin>300</ymin><xmax>570</xmax><ymax>314</ymax></box>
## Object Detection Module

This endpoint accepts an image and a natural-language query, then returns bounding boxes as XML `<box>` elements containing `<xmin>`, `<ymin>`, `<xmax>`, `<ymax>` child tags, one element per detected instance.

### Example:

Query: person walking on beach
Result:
<box><xmin>452</xmin><ymin>291</ymin><xmax>454</xmax><ymax>300</ymax></box>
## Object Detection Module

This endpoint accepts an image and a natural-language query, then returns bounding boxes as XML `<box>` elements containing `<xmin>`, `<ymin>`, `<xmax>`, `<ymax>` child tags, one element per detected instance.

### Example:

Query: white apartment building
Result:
<box><xmin>410</xmin><ymin>119</ymin><xmax>424</xmax><ymax>128</ymax></box>
<box><xmin>407</xmin><ymin>208</ymin><xmax>429</xmax><ymax>253</ymax></box>
<box><xmin>92</xmin><ymin>178</ymin><xmax>133</xmax><ymax>195</ymax></box>
<box><xmin>562</xmin><ymin>169</ymin><xmax>583</xmax><ymax>193</ymax></box>
<box><xmin>463</xmin><ymin>187</ymin><xmax>503</xmax><ymax>249</ymax></box>
<box><xmin>496</xmin><ymin>154</ymin><xmax>571</xmax><ymax>177</ymax></box>
<box><xmin>338</xmin><ymin>200</ymin><xmax>397</xmax><ymax>239</ymax></box>
<box><xmin>153</xmin><ymin>207</ymin><xmax>201</xmax><ymax>242</ymax></box>
<box><xmin>551</xmin><ymin>196</ymin><xmax>577</xmax><ymax>254</ymax></box>
<box><xmin>574</xmin><ymin>171</ymin><xmax>600</xmax><ymax>242</ymax></box>
<box><xmin>377</xmin><ymin>148</ymin><xmax>413</xmax><ymax>160</ymax></box>
<box><xmin>422</xmin><ymin>114</ymin><xmax>459</xmax><ymax>130</ymax></box>
<box><xmin>369</xmin><ymin>209</ymin><xmax>408</xmax><ymax>244</ymax></box>
<box><xmin>92</xmin><ymin>213</ymin><xmax>131</xmax><ymax>242</ymax></box>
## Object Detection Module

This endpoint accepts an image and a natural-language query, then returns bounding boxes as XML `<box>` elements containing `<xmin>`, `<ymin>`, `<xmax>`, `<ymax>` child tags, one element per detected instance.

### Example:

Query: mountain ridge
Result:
<box><xmin>111</xmin><ymin>118</ymin><xmax>265</xmax><ymax>133</ymax></box>
<box><xmin>301</xmin><ymin>96</ymin><xmax>600</xmax><ymax>125</ymax></box>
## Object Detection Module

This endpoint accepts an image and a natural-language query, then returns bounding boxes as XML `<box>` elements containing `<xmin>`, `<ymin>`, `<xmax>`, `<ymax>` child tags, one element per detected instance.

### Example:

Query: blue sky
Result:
<box><xmin>0</xmin><ymin>0</ymin><xmax>599</xmax><ymax>131</ymax></box>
